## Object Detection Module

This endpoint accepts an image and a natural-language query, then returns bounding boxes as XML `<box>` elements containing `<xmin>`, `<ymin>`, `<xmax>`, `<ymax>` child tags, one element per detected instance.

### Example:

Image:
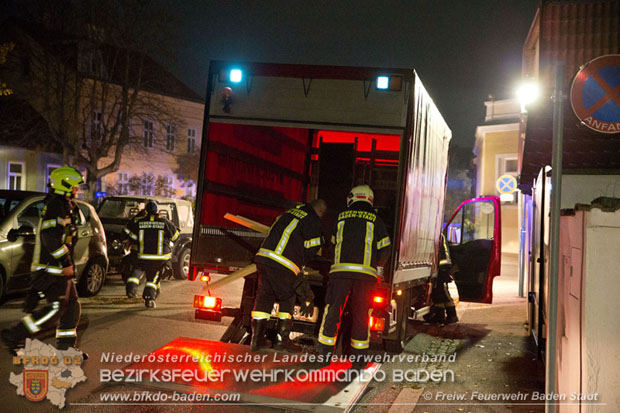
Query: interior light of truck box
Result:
<box><xmin>376</xmin><ymin>76</ymin><xmax>389</xmax><ymax>89</ymax></box>
<box><xmin>230</xmin><ymin>69</ymin><xmax>243</xmax><ymax>83</ymax></box>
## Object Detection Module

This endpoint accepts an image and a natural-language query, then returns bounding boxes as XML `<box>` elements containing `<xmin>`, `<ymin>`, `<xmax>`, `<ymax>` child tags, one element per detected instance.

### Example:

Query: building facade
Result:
<box><xmin>473</xmin><ymin>98</ymin><xmax>521</xmax><ymax>255</ymax></box>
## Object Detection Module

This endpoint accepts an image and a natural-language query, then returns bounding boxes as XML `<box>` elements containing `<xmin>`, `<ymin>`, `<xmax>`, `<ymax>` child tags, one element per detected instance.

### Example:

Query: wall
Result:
<box><xmin>583</xmin><ymin>208</ymin><xmax>620</xmax><ymax>412</ymax></box>
<box><xmin>100</xmin><ymin>94</ymin><xmax>204</xmax><ymax>200</ymax></box>
<box><xmin>0</xmin><ymin>146</ymin><xmax>63</xmax><ymax>192</ymax></box>
<box><xmin>561</xmin><ymin>175</ymin><xmax>620</xmax><ymax>209</ymax></box>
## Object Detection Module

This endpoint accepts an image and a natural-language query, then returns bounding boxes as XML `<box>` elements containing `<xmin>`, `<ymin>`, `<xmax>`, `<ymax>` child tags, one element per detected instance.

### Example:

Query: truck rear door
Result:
<box><xmin>443</xmin><ymin>196</ymin><xmax>501</xmax><ymax>303</ymax></box>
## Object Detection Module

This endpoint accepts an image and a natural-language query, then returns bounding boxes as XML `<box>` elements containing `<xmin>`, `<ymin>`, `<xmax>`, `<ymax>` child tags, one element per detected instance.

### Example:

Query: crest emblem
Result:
<box><xmin>24</xmin><ymin>370</ymin><xmax>48</xmax><ymax>402</ymax></box>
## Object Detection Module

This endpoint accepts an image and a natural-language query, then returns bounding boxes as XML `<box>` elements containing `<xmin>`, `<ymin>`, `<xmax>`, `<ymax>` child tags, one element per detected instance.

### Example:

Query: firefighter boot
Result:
<box><xmin>426</xmin><ymin>307</ymin><xmax>446</xmax><ymax>324</ymax></box>
<box><xmin>445</xmin><ymin>306</ymin><xmax>458</xmax><ymax>324</ymax></box>
<box><xmin>1</xmin><ymin>323</ymin><xmax>28</xmax><ymax>355</ymax></box>
<box><xmin>250</xmin><ymin>319</ymin><xmax>272</xmax><ymax>351</ymax></box>
<box><xmin>275</xmin><ymin>318</ymin><xmax>302</xmax><ymax>353</ymax></box>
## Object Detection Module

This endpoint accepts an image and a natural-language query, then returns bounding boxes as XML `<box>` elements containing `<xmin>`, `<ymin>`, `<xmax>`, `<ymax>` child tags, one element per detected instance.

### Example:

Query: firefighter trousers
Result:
<box><xmin>252</xmin><ymin>263</ymin><xmax>297</xmax><ymax>322</ymax></box>
<box><xmin>8</xmin><ymin>274</ymin><xmax>81</xmax><ymax>349</ymax></box>
<box><xmin>140</xmin><ymin>261</ymin><xmax>164</xmax><ymax>301</ymax></box>
<box><xmin>318</xmin><ymin>276</ymin><xmax>375</xmax><ymax>356</ymax></box>
<box><xmin>125</xmin><ymin>266</ymin><xmax>144</xmax><ymax>297</ymax></box>
<box><xmin>431</xmin><ymin>268</ymin><xmax>455</xmax><ymax>308</ymax></box>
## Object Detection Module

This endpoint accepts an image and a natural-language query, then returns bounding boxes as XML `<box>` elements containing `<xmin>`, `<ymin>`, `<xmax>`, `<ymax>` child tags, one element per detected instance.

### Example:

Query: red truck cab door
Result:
<box><xmin>443</xmin><ymin>196</ymin><xmax>501</xmax><ymax>303</ymax></box>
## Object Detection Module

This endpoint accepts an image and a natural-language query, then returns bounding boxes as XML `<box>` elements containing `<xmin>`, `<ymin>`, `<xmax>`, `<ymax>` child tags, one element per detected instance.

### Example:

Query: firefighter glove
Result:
<box><xmin>299</xmin><ymin>300</ymin><xmax>314</xmax><ymax>318</ymax></box>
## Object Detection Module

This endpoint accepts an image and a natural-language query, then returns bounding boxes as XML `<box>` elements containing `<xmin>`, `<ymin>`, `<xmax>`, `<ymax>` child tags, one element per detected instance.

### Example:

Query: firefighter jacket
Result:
<box><xmin>329</xmin><ymin>201</ymin><xmax>391</xmax><ymax>280</ymax></box>
<box><xmin>123</xmin><ymin>210</ymin><xmax>147</xmax><ymax>253</ymax></box>
<box><xmin>255</xmin><ymin>204</ymin><xmax>323</xmax><ymax>275</ymax></box>
<box><xmin>31</xmin><ymin>194</ymin><xmax>77</xmax><ymax>276</ymax></box>
<box><xmin>125</xmin><ymin>213</ymin><xmax>179</xmax><ymax>261</ymax></box>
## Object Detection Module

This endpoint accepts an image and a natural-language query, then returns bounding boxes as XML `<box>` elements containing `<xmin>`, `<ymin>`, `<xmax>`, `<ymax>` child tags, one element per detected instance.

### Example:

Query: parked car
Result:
<box><xmin>0</xmin><ymin>190</ymin><xmax>109</xmax><ymax>300</ymax></box>
<box><xmin>97</xmin><ymin>196</ymin><xmax>193</xmax><ymax>280</ymax></box>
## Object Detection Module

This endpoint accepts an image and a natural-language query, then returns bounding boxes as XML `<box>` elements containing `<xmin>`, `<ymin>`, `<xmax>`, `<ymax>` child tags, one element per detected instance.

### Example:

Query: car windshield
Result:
<box><xmin>98</xmin><ymin>198</ymin><xmax>146</xmax><ymax>219</ymax></box>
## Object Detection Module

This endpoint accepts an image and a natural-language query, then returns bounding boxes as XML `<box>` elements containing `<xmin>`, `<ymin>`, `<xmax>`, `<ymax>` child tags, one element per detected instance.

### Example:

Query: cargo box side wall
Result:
<box><xmin>392</xmin><ymin>73</ymin><xmax>452</xmax><ymax>287</ymax></box>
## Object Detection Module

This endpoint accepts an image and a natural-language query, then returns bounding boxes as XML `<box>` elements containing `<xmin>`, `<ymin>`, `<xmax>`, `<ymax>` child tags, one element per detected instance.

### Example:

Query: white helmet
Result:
<box><xmin>347</xmin><ymin>184</ymin><xmax>374</xmax><ymax>207</ymax></box>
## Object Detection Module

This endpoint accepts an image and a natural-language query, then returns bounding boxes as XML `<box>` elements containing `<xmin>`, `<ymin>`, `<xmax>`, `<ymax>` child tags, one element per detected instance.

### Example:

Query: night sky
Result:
<box><xmin>160</xmin><ymin>0</ymin><xmax>540</xmax><ymax>149</ymax></box>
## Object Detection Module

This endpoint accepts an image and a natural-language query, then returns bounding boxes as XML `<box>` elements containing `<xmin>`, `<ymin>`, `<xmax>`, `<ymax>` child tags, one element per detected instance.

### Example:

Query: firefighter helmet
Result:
<box><xmin>145</xmin><ymin>200</ymin><xmax>158</xmax><ymax>214</ymax></box>
<box><xmin>347</xmin><ymin>184</ymin><xmax>374</xmax><ymax>207</ymax></box>
<box><xmin>49</xmin><ymin>167</ymin><xmax>84</xmax><ymax>196</ymax></box>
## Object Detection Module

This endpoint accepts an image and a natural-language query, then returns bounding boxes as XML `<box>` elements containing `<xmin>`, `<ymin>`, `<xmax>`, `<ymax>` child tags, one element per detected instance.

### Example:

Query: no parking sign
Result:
<box><xmin>570</xmin><ymin>54</ymin><xmax>620</xmax><ymax>134</ymax></box>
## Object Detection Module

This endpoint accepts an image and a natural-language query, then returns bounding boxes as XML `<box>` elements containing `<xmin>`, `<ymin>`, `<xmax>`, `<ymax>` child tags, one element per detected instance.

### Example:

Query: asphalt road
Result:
<box><xmin>0</xmin><ymin>271</ymin><xmax>245</xmax><ymax>411</ymax></box>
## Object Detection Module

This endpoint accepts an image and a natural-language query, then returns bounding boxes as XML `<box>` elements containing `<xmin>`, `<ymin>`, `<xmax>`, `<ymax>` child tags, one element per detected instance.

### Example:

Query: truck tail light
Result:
<box><xmin>193</xmin><ymin>295</ymin><xmax>222</xmax><ymax>311</ymax></box>
<box><xmin>191</xmin><ymin>265</ymin><xmax>212</xmax><ymax>282</ymax></box>
<box><xmin>369</xmin><ymin>315</ymin><xmax>385</xmax><ymax>331</ymax></box>
<box><xmin>373</xmin><ymin>296</ymin><xmax>384</xmax><ymax>304</ymax></box>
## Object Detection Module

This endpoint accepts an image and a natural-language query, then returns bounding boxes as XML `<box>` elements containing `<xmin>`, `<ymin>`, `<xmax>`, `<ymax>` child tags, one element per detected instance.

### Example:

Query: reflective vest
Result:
<box><xmin>255</xmin><ymin>204</ymin><xmax>323</xmax><ymax>275</ymax></box>
<box><xmin>31</xmin><ymin>194</ymin><xmax>76</xmax><ymax>276</ymax></box>
<box><xmin>125</xmin><ymin>213</ymin><xmax>179</xmax><ymax>261</ymax></box>
<box><xmin>329</xmin><ymin>202</ymin><xmax>391</xmax><ymax>279</ymax></box>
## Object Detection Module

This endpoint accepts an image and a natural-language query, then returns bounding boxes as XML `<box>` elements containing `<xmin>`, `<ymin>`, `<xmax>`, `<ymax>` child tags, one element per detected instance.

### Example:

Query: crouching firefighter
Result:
<box><xmin>317</xmin><ymin>185</ymin><xmax>391</xmax><ymax>366</ymax></box>
<box><xmin>1</xmin><ymin>167</ymin><xmax>85</xmax><ymax>354</ymax></box>
<box><xmin>250</xmin><ymin>199</ymin><xmax>327</xmax><ymax>352</ymax></box>
<box><xmin>125</xmin><ymin>201</ymin><xmax>179</xmax><ymax>308</ymax></box>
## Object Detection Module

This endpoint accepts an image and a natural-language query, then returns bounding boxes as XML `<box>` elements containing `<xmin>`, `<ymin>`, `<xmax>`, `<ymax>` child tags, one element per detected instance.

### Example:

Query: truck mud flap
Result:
<box><xmin>123</xmin><ymin>337</ymin><xmax>380</xmax><ymax>412</ymax></box>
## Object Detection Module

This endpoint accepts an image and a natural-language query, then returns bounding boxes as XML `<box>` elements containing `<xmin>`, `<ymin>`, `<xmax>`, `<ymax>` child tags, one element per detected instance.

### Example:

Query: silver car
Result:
<box><xmin>0</xmin><ymin>191</ymin><xmax>109</xmax><ymax>300</ymax></box>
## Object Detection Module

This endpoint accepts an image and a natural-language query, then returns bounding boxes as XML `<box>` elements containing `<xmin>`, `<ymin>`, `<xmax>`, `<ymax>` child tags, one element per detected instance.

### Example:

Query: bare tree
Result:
<box><xmin>8</xmin><ymin>0</ymin><xmax>184</xmax><ymax>201</ymax></box>
<box><xmin>0</xmin><ymin>42</ymin><xmax>15</xmax><ymax>96</ymax></box>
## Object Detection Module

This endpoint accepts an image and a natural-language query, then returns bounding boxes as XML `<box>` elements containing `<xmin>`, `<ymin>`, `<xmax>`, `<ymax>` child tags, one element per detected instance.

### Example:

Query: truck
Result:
<box><xmin>188</xmin><ymin>61</ymin><xmax>502</xmax><ymax>353</ymax></box>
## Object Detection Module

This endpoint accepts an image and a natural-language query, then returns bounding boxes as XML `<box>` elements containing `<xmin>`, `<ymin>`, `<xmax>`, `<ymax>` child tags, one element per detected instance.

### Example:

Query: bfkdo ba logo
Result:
<box><xmin>24</xmin><ymin>370</ymin><xmax>48</xmax><ymax>402</ymax></box>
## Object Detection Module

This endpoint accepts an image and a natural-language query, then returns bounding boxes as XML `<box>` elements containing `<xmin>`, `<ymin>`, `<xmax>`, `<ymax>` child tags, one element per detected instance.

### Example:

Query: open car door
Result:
<box><xmin>443</xmin><ymin>196</ymin><xmax>501</xmax><ymax>303</ymax></box>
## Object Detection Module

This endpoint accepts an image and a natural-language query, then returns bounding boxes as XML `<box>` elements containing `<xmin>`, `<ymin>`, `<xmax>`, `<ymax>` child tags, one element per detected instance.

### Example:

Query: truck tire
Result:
<box><xmin>77</xmin><ymin>259</ymin><xmax>106</xmax><ymax>297</ymax></box>
<box><xmin>383</xmin><ymin>289</ymin><xmax>411</xmax><ymax>353</ymax></box>
<box><xmin>174</xmin><ymin>247</ymin><xmax>190</xmax><ymax>280</ymax></box>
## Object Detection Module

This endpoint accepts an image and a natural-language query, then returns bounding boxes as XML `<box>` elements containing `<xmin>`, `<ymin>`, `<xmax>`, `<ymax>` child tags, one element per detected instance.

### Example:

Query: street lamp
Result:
<box><xmin>517</xmin><ymin>80</ymin><xmax>540</xmax><ymax>113</ymax></box>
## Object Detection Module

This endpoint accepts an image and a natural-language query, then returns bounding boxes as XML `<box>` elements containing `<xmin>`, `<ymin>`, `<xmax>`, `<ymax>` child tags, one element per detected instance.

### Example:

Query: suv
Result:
<box><xmin>97</xmin><ymin>196</ymin><xmax>193</xmax><ymax>280</ymax></box>
<box><xmin>0</xmin><ymin>190</ymin><xmax>109</xmax><ymax>300</ymax></box>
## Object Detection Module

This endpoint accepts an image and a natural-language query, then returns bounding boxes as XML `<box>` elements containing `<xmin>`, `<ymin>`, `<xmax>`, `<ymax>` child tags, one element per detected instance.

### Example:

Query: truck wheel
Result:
<box><xmin>383</xmin><ymin>289</ymin><xmax>411</xmax><ymax>353</ymax></box>
<box><xmin>77</xmin><ymin>260</ymin><xmax>106</xmax><ymax>297</ymax></box>
<box><xmin>174</xmin><ymin>247</ymin><xmax>190</xmax><ymax>280</ymax></box>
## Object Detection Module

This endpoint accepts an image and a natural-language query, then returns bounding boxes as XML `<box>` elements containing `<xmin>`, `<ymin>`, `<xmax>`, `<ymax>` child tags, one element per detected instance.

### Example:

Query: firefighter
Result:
<box><xmin>424</xmin><ymin>233</ymin><xmax>458</xmax><ymax>324</ymax></box>
<box><xmin>125</xmin><ymin>201</ymin><xmax>179</xmax><ymax>308</ymax></box>
<box><xmin>250</xmin><ymin>199</ymin><xmax>327</xmax><ymax>352</ymax></box>
<box><xmin>317</xmin><ymin>185</ymin><xmax>391</xmax><ymax>365</ymax></box>
<box><xmin>123</xmin><ymin>207</ymin><xmax>147</xmax><ymax>298</ymax></box>
<box><xmin>1</xmin><ymin>167</ymin><xmax>85</xmax><ymax>353</ymax></box>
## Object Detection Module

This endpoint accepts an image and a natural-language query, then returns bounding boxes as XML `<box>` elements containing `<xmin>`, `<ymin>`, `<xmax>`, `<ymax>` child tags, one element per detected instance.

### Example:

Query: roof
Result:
<box><xmin>519</xmin><ymin>0</ymin><xmax>620</xmax><ymax>194</ymax></box>
<box><xmin>0</xmin><ymin>96</ymin><xmax>62</xmax><ymax>151</ymax></box>
<box><xmin>6</xmin><ymin>19</ymin><xmax>203</xmax><ymax>104</ymax></box>
<box><xmin>102</xmin><ymin>195</ymin><xmax>191</xmax><ymax>205</ymax></box>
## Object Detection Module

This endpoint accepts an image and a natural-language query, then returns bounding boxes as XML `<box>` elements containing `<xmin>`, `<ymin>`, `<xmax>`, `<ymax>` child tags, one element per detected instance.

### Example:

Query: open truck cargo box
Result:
<box><xmin>191</xmin><ymin>62</ymin><xmax>452</xmax><ymax>289</ymax></box>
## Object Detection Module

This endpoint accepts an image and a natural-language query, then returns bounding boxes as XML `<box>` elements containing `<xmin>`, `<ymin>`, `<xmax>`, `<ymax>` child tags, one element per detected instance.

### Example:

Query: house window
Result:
<box><xmin>185</xmin><ymin>180</ymin><xmax>195</xmax><ymax>198</ymax></box>
<box><xmin>166</xmin><ymin>124</ymin><xmax>176</xmax><ymax>151</ymax></box>
<box><xmin>144</xmin><ymin>120</ymin><xmax>154</xmax><ymax>148</ymax></box>
<box><xmin>118</xmin><ymin>172</ymin><xmax>129</xmax><ymax>195</ymax></box>
<box><xmin>8</xmin><ymin>162</ymin><xmax>25</xmax><ymax>190</ymax></box>
<box><xmin>91</xmin><ymin>111</ymin><xmax>102</xmax><ymax>140</ymax></box>
<box><xmin>496</xmin><ymin>154</ymin><xmax>518</xmax><ymax>179</ymax></box>
<box><xmin>187</xmin><ymin>128</ymin><xmax>196</xmax><ymax>153</ymax></box>
<box><xmin>46</xmin><ymin>164</ymin><xmax>62</xmax><ymax>192</ymax></box>
<box><xmin>141</xmin><ymin>173</ymin><xmax>154</xmax><ymax>196</ymax></box>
